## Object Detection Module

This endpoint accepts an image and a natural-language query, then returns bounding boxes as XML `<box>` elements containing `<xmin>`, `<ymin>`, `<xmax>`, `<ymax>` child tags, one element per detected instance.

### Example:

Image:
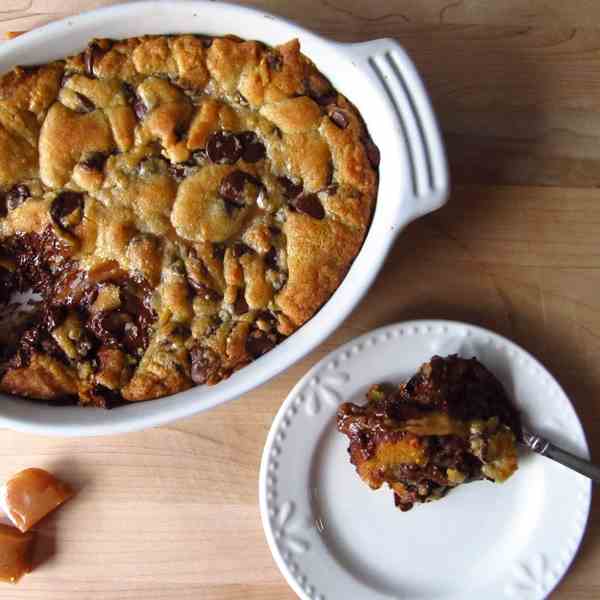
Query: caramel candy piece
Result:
<box><xmin>2</xmin><ymin>468</ymin><xmax>74</xmax><ymax>532</ymax></box>
<box><xmin>0</xmin><ymin>524</ymin><xmax>35</xmax><ymax>583</ymax></box>
<box><xmin>4</xmin><ymin>31</ymin><xmax>26</xmax><ymax>40</ymax></box>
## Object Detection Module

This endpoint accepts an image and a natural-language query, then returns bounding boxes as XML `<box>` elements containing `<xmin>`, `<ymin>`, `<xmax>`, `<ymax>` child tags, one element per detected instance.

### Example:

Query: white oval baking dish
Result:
<box><xmin>0</xmin><ymin>0</ymin><xmax>449</xmax><ymax>436</ymax></box>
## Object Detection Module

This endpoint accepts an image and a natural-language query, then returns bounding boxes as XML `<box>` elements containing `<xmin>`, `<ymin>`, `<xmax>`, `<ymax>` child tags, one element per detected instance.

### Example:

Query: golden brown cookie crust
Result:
<box><xmin>0</xmin><ymin>35</ymin><xmax>378</xmax><ymax>405</ymax></box>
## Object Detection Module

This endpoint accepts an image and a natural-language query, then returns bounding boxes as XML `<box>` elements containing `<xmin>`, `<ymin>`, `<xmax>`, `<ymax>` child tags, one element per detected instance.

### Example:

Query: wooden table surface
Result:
<box><xmin>1</xmin><ymin>1</ymin><xmax>600</xmax><ymax>598</ymax></box>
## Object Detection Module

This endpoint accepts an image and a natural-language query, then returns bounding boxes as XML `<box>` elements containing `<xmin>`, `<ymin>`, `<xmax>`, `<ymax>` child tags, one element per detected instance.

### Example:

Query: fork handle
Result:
<box><xmin>522</xmin><ymin>429</ymin><xmax>599</xmax><ymax>482</ymax></box>
<box><xmin>541</xmin><ymin>443</ymin><xmax>600</xmax><ymax>483</ymax></box>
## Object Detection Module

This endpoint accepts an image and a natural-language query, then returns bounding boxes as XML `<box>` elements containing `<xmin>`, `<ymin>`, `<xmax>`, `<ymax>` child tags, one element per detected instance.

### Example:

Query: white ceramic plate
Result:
<box><xmin>259</xmin><ymin>320</ymin><xmax>591</xmax><ymax>600</ymax></box>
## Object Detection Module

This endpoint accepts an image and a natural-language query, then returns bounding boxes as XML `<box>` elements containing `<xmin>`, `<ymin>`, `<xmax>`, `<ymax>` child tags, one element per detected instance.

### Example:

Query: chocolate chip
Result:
<box><xmin>238</xmin><ymin>131</ymin><xmax>266</xmax><ymax>163</ymax></box>
<box><xmin>75</xmin><ymin>92</ymin><xmax>95</xmax><ymax>113</ymax></box>
<box><xmin>219</xmin><ymin>171</ymin><xmax>247</xmax><ymax>202</ymax></box>
<box><xmin>219</xmin><ymin>170</ymin><xmax>260</xmax><ymax>205</ymax></box>
<box><xmin>43</xmin><ymin>305</ymin><xmax>66</xmax><ymax>331</ymax></box>
<box><xmin>325</xmin><ymin>161</ymin><xmax>334</xmax><ymax>187</ymax></box>
<box><xmin>222</xmin><ymin>198</ymin><xmax>244</xmax><ymax>215</ymax></box>
<box><xmin>232</xmin><ymin>242</ymin><xmax>252</xmax><ymax>258</ymax></box>
<box><xmin>6</xmin><ymin>184</ymin><xmax>30</xmax><ymax>212</ymax></box>
<box><xmin>90</xmin><ymin>384</ymin><xmax>122</xmax><ymax>409</ymax></box>
<box><xmin>233</xmin><ymin>292</ymin><xmax>249</xmax><ymax>315</ymax></box>
<box><xmin>212</xmin><ymin>243</ymin><xmax>226</xmax><ymax>260</ymax></box>
<box><xmin>330</xmin><ymin>109</ymin><xmax>349</xmax><ymax>129</ymax></box>
<box><xmin>242</xmin><ymin>141</ymin><xmax>267</xmax><ymax>163</ymax></box>
<box><xmin>189</xmin><ymin>346</ymin><xmax>221</xmax><ymax>385</ymax></box>
<box><xmin>50</xmin><ymin>191</ymin><xmax>84</xmax><ymax>230</ymax></box>
<box><xmin>120</xmin><ymin>288</ymin><xmax>143</xmax><ymax>316</ymax></box>
<box><xmin>235</xmin><ymin>92</ymin><xmax>249</xmax><ymax>107</ymax></box>
<box><xmin>80</xmin><ymin>152</ymin><xmax>107</xmax><ymax>172</ymax></box>
<box><xmin>20</xmin><ymin>65</ymin><xmax>40</xmax><ymax>75</ymax></box>
<box><xmin>121</xmin><ymin>82</ymin><xmax>136</xmax><ymax>103</ymax></box>
<box><xmin>278</xmin><ymin>176</ymin><xmax>303</xmax><ymax>200</ymax></box>
<box><xmin>9</xmin><ymin>347</ymin><xmax>30</xmax><ymax>370</ymax></box>
<box><xmin>87</xmin><ymin>310</ymin><xmax>128</xmax><ymax>346</ymax></box>
<box><xmin>314</xmin><ymin>92</ymin><xmax>337</xmax><ymax>106</ymax></box>
<box><xmin>174</xmin><ymin>123</ymin><xmax>187</xmax><ymax>142</ymax></box>
<box><xmin>14</xmin><ymin>316</ymin><xmax>66</xmax><ymax>363</ymax></box>
<box><xmin>255</xmin><ymin>309</ymin><xmax>277</xmax><ymax>326</ymax></box>
<box><xmin>293</xmin><ymin>193</ymin><xmax>325</xmax><ymax>219</ymax></box>
<box><xmin>246</xmin><ymin>329</ymin><xmax>276</xmax><ymax>357</ymax></box>
<box><xmin>206</xmin><ymin>131</ymin><xmax>243</xmax><ymax>164</ymax></box>
<box><xmin>83</xmin><ymin>49</ymin><xmax>93</xmax><ymax>76</ymax></box>
<box><xmin>188</xmin><ymin>279</ymin><xmax>222</xmax><ymax>302</ymax></box>
<box><xmin>84</xmin><ymin>43</ymin><xmax>104</xmax><ymax>77</ymax></box>
<box><xmin>171</xmin><ymin>324</ymin><xmax>191</xmax><ymax>339</ymax></box>
<box><xmin>0</xmin><ymin>265</ymin><xmax>14</xmax><ymax>304</ymax></box>
<box><xmin>123</xmin><ymin>321</ymin><xmax>145</xmax><ymax>356</ymax></box>
<box><xmin>266</xmin><ymin>53</ymin><xmax>283</xmax><ymax>71</ymax></box>
<box><xmin>40</xmin><ymin>336</ymin><xmax>66</xmax><ymax>362</ymax></box>
<box><xmin>306</xmin><ymin>73</ymin><xmax>336</xmax><ymax>105</ymax></box>
<box><xmin>265</xmin><ymin>246</ymin><xmax>278</xmax><ymax>269</ymax></box>
<box><xmin>134</xmin><ymin>99</ymin><xmax>148</xmax><ymax>120</ymax></box>
<box><xmin>121</xmin><ymin>288</ymin><xmax>155</xmax><ymax>355</ymax></box>
<box><xmin>365</xmin><ymin>139</ymin><xmax>380</xmax><ymax>168</ymax></box>
<box><xmin>192</xmin><ymin>149</ymin><xmax>208</xmax><ymax>162</ymax></box>
<box><xmin>76</xmin><ymin>333</ymin><xmax>96</xmax><ymax>358</ymax></box>
<box><xmin>20</xmin><ymin>324</ymin><xmax>41</xmax><ymax>352</ymax></box>
<box><xmin>323</xmin><ymin>184</ymin><xmax>339</xmax><ymax>196</ymax></box>
<box><xmin>79</xmin><ymin>283</ymin><xmax>99</xmax><ymax>310</ymax></box>
<box><xmin>203</xmin><ymin>315</ymin><xmax>222</xmax><ymax>337</ymax></box>
<box><xmin>170</xmin><ymin>259</ymin><xmax>186</xmax><ymax>276</ymax></box>
<box><xmin>168</xmin><ymin>163</ymin><xmax>187</xmax><ymax>182</ymax></box>
<box><xmin>196</xmin><ymin>35</ymin><xmax>213</xmax><ymax>48</ymax></box>
<box><xmin>138</xmin><ymin>156</ymin><xmax>165</xmax><ymax>177</ymax></box>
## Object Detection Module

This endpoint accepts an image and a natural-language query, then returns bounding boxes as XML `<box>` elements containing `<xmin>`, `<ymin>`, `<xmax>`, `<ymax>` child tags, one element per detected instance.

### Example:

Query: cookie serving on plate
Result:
<box><xmin>0</xmin><ymin>35</ymin><xmax>378</xmax><ymax>406</ymax></box>
<box><xmin>337</xmin><ymin>355</ymin><xmax>521</xmax><ymax>510</ymax></box>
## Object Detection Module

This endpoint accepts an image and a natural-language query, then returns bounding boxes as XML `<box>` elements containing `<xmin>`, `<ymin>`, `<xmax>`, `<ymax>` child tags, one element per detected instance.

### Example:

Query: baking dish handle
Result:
<box><xmin>343</xmin><ymin>38</ymin><xmax>449</xmax><ymax>221</ymax></box>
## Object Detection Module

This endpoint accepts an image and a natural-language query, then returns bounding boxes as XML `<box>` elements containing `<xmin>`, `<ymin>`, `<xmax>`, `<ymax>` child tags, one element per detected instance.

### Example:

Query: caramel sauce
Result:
<box><xmin>403</xmin><ymin>412</ymin><xmax>469</xmax><ymax>437</ymax></box>
<box><xmin>358</xmin><ymin>438</ymin><xmax>428</xmax><ymax>489</ymax></box>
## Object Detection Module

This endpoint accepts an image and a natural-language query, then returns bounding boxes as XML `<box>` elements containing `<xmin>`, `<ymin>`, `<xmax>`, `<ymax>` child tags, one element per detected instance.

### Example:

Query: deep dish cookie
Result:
<box><xmin>0</xmin><ymin>35</ymin><xmax>378</xmax><ymax>406</ymax></box>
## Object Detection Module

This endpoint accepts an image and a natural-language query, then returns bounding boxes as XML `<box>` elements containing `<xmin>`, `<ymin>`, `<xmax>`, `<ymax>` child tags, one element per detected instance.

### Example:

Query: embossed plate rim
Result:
<box><xmin>259</xmin><ymin>319</ymin><xmax>591</xmax><ymax>600</ymax></box>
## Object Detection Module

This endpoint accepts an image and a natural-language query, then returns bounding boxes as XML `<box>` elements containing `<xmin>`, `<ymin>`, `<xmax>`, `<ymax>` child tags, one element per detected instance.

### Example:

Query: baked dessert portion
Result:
<box><xmin>337</xmin><ymin>355</ymin><xmax>520</xmax><ymax>511</ymax></box>
<box><xmin>0</xmin><ymin>35</ymin><xmax>378</xmax><ymax>406</ymax></box>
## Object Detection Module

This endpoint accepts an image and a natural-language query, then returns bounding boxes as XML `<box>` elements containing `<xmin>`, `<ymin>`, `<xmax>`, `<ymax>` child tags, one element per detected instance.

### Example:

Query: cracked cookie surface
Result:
<box><xmin>0</xmin><ymin>35</ymin><xmax>378</xmax><ymax>406</ymax></box>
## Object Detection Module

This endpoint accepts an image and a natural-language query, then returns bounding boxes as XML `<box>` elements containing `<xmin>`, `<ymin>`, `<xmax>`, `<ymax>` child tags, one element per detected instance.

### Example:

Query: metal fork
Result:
<box><xmin>521</xmin><ymin>426</ymin><xmax>600</xmax><ymax>483</ymax></box>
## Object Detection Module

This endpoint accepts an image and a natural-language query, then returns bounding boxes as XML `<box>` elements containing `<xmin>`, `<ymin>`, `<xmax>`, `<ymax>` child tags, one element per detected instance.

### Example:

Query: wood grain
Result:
<box><xmin>0</xmin><ymin>2</ymin><xmax>600</xmax><ymax>599</ymax></box>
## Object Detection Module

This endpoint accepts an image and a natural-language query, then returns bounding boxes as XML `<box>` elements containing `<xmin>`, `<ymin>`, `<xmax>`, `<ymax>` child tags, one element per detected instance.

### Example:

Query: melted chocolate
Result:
<box><xmin>0</xmin><ymin>227</ymin><xmax>157</xmax><ymax>381</ymax></box>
